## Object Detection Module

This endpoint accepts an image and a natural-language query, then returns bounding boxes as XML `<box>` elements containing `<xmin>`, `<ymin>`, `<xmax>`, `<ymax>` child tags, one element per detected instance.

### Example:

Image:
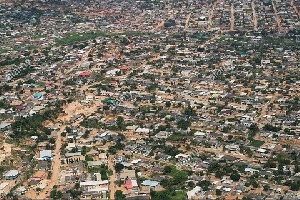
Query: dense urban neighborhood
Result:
<box><xmin>0</xmin><ymin>0</ymin><xmax>299</xmax><ymax>199</ymax></box>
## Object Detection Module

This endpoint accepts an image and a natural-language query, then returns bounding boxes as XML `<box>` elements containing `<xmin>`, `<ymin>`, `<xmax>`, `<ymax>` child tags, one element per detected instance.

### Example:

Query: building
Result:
<box><xmin>119</xmin><ymin>170</ymin><xmax>136</xmax><ymax>181</ymax></box>
<box><xmin>0</xmin><ymin>122</ymin><xmax>11</xmax><ymax>131</ymax></box>
<box><xmin>39</xmin><ymin>150</ymin><xmax>52</xmax><ymax>160</ymax></box>
<box><xmin>141</xmin><ymin>180</ymin><xmax>159</xmax><ymax>188</ymax></box>
<box><xmin>3</xmin><ymin>170</ymin><xmax>19</xmax><ymax>180</ymax></box>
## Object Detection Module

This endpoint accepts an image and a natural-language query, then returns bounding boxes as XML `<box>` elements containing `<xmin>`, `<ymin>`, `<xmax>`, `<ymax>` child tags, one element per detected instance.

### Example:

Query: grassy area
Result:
<box><xmin>170</xmin><ymin>191</ymin><xmax>186</xmax><ymax>200</ymax></box>
<box><xmin>55</xmin><ymin>30</ymin><xmax>151</xmax><ymax>46</ymax></box>
<box><xmin>55</xmin><ymin>31</ymin><xmax>109</xmax><ymax>46</ymax></box>
<box><xmin>249</xmin><ymin>140</ymin><xmax>265</xmax><ymax>147</ymax></box>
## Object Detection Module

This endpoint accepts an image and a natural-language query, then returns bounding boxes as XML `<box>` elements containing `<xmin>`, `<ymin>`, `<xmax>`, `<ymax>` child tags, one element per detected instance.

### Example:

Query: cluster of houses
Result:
<box><xmin>0</xmin><ymin>0</ymin><xmax>299</xmax><ymax>199</ymax></box>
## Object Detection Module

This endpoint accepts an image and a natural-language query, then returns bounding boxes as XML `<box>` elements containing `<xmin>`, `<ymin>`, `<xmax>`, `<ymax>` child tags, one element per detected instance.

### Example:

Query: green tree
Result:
<box><xmin>115</xmin><ymin>163</ymin><xmax>124</xmax><ymax>173</ymax></box>
<box><xmin>115</xmin><ymin>190</ymin><xmax>126</xmax><ymax>200</ymax></box>
<box><xmin>163</xmin><ymin>165</ymin><xmax>172</xmax><ymax>174</ymax></box>
<box><xmin>66</xmin><ymin>126</ymin><xmax>72</xmax><ymax>133</ymax></box>
<box><xmin>184</xmin><ymin>106</ymin><xmax>197</xmax><ymax>116</ymax></box>
<box><xmin>177</xmin><ymin>119</ymin><xmax>191</xmax><ymax>130</ymax></box>
<box><xmin>165</xmin><ymin>101</ymin><xmax>171</xmax><ymax>108</ymax></box>
<box><xmin>263</xmin><ymin>184</ymin><xmax>270</xmax><ymax>191</ymax></box>
<box><xmin>116</xmin><ymin>116</ymin><xmax>125</xmax><ymax>130</ymax></box>
<box><xmin>230</xmin><ymin>171</ymin><xmax>241</xmax><ymax>182</ymax></box>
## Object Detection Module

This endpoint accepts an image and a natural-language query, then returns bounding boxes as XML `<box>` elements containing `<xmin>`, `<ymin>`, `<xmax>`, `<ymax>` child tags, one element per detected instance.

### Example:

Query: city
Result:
<box><xmin>0</xmin><ymin>0</ymin><xmax>299</xmax><ymax>199</ymax></box>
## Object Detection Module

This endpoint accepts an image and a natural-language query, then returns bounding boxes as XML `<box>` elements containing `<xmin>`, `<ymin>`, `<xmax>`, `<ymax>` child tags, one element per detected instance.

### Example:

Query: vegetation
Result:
<box><xmin>88</xmin><ymin>164</ymin><xmax>109</xmax><ymax>180</ymax></box>
<box><xmin>249</xmin><ymin>140</ymin><xmax>264</xmax><ymax>147</ymax></box>
<box><xmin>115</xmin><ymin>190</ymin><xmax>126</xmax><ymax>200</ymax></box>
<box><xmin>11</xmin><ymin>105</ymin><xmax>62</xmax><ymax>138</ymax></box>
<box><xmin>151</xmin><ymin>189</ymin><xmax>186</xmax><ymax>200</ymax></box>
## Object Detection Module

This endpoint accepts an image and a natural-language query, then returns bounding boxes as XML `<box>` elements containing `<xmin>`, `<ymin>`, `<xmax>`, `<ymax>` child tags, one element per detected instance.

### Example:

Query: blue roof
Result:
<box><xmin>33</xmin><ymin>93</ymin><xmax>43</xmax><ymax>98</ymax></box>
<box><xmin>107</xmin><ymin>57</ymin><xmax>115</xmax><ymax>61</ymax></box>
<box><xmin>141</xmin><ymin>180</ymin><xmax>159</xmax><ymax>187</ymax></box>
<box><xmin>40</xmin><ymin>150</ymin><xmax>52</xmax><ymax>159</ymax></box>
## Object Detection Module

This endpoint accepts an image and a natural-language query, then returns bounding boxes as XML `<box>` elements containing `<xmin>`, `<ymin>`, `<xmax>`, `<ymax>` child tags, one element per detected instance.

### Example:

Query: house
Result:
<box><xmin>0</xmin><ymin>122</ymin><xmax>11</xmax><ymax>131</ymax></box>
<box><xmin>126</xmin><ymin>196</ymin><xmax>150</xmax><ymax>200</ymax></box>
<box><xmin>194</xmin><ymin>131</ymin><xmax>206</xmax><ymax>137</ymax></box>
<box><xmin>87</xmin><ymin>161</ymin><xmax>106</xmax><ymax>168</ymax></box>
<box><xmin>80</xmin><ymin>180</ymin><xmax>109</xmax><ymax>190</ymax></box>
<box><xmin>141</xmin><ymin>180</ymin><xmax>159</xmax><ymax>188</ymax></box>
<box><xmin>3</xmin><ymin>170</ymin><xmax>19</xmax><ymax>180</ymax></box>
<box><xmin>125</xmin><ymin>180</ymin><xmax>132</xmax><ymax>190</ymax></box>
<box><xmin>39</xmin><ymin>150</ymin><xmax>52</xmax><ymax>160</ymax></box>
<box><xmin>154</xmin><ymin>131</ymin><xmax>172</xmax><ymax>139</ymax></box>
<box><xmin>64</xmin><ymin>152</ymin><xmax>85</xmax><ymax>163</ymax></box>
<box><xmin>79</xmin><ymin>71</ymin><xmax>92</xmax><ymax>77</ymax></box>
<box><xmin>0</xmin><ymin>182</ymin><xmax>9</xmax><ymax>195</ymax></box>
<box><xmin>32</xmin><ymin>93</ymin><xmax>43</xmax><ymax>99</ymax></box>
<box><xmin>175</xmin><ymin>154</ymin><xmax>190</xmax><ymax>160</ymax></box>
<box><xmin>152</xmin><ymin>167</ymin><xmax>164</xmax><ymax>174</ymax></box>
<box><xmin>187</xmin><ymin>186</ymin><xmax>202</xmax><ymax>199</ymax></box>
<box><xmin>119</xmin><ymin>170</ymin><xmax>136</xmax><ymax>181</ymax></box>
<box><xmin>135</xmin><ymin>128</ymin><xmax>150</xmax><ymax>134</ymax></box>
<box><xmin>31</xmin><ymin>171</ymin><xmax>47</xmax><ymax>181</ymax></box>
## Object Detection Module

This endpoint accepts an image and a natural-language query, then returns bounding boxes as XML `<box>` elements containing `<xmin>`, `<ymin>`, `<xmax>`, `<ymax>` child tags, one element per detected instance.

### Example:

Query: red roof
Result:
<box><xmin>16</xmin><ymin>106</ymin><xmax>25</xmax><ymax>110</ymax></box>
<box><xmin>110</xmin><ymin>80</ymin><xmax>117</xmax><ymax>85</ymax></box>
<box><xmin>79</xmin><ymin>71</ymin><xmax>92</xmax><ymax>77</ymax></box>
<box><xmin>125</xmin><ymin>180</ymin><xmax>132</xmax><ymax>189</ymax></box>
<box><xmin>120</xmin><ymin>66</ymin><xmax>130</xmax><ymax>70</ymax></box>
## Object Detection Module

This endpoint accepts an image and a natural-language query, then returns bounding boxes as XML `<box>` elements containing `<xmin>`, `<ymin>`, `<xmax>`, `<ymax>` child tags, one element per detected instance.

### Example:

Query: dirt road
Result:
<box><xmin>255</xmin><ymin>92</ymin><xmax>279</xmax><ymax>128</ymax></box>
<box><xmin>230</xmin><ymin>4</ymin><xmax>235</xmax><ymax>31</ymax></box>
<box><xmin>184</xmin><ymin>13</ymin><xmax>191</xmax><ymax>31</ymax></box>
<box><xmin>152</xmin><ymin>13</ymin><xmax>174</xmax><ymax>31</ymax></box>
<box><xmin>251</xmin><ymin>0</ymin><xmax>258</xmax><ymax>30</ymax></box>
<box><xmin>108</xmin><ymin>155</ymin><xmax>116</xmax><ymax>200</ymax></box>
<box><xmin>65</xmin><ymin>47</ymin><xmax>94</xmax><ymax>76</ymax></box>
<box><xmin>37</xmin><ymin>125</ymin><xmax>64</xmax><ymax>199</ymax></box>
<box><xmin>33</xmin><ymin>98</ymin><xmax>105</xmax><ymax>199</ymax></box>
<box><xmin>207</xmin><ymin>0</ymin><xmax>221</xmax><ymax>31</ymax></box>
<box><xmin>271</xmin><ymin>0</ymin><xmax>283</xmax><ymax>31</ymax></box>
<box><xmin>291</xmin><ymin>0</ymin><xmax>300</xmax><ymax>17</ymax></box>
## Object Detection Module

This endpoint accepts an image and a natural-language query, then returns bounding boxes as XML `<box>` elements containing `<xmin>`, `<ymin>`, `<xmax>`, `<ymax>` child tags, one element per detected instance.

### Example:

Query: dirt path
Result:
<box><xmin>251</xmin><ymin>0</ymin><xmax>258</xmax><ymax>30</ymax></box>
<box><xmin>207</xmin><ymin>0</ymin><xmax>221</xmax><ymax>31</ymax></box>
<box><xmin>66</xmin><ymin>47</ymin><xmax>94</xmax><ymax>76</ymax></box>
<box><xmin>202</xmin><ymin>33</ymin><xmax>221</xmax><ymax>46</ymax></box>
<box><xmin>291</xmin><ymin>0</ymin><xmax>300</xmax><ymax>17</ymax></box>
<box><xmin>230</xmin><ymin>4</ymin><xmax>235</xmax><ymax>31</ymax></box>
<box><xmin>37</xmin><ymin>125</ymin><xmax>64</xmax><ymax>199</ymax></box>
<box><xmin>0</xmin><ymin>142</ymin><xmax>12</xmax><ymax>163</ymax></box>
<box><xmin>152</xmin><ymin>13</ymin><xmax>174</xmax><ymax>31</ymax></box>
<box><xmin>255</xmin><ymin>92</ymin><xmax>279</xmax><ymax>128</ymax></box>
<box><xmin>33</xmin><ymin>98</ymin><xmax>105</xmax><ymax>199</ymax></box>
<box><xmin>134</xmin><ymin>10</ymin><xmax>146</xmax><ymax>24</ymax></box>
<box><xmin>108</xmin><ymin>155</ymin><xmax>116</xmax><ymax>200</ymax></box>
<box><xmin>271</xmin><ymin>0</ymin><xmax>283</xmax><ymax>31</ymax></box>
<box><xmin>184</xmin><ymin>13</ymin><xmax>191</xmax><ymax>31</ymax></box>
